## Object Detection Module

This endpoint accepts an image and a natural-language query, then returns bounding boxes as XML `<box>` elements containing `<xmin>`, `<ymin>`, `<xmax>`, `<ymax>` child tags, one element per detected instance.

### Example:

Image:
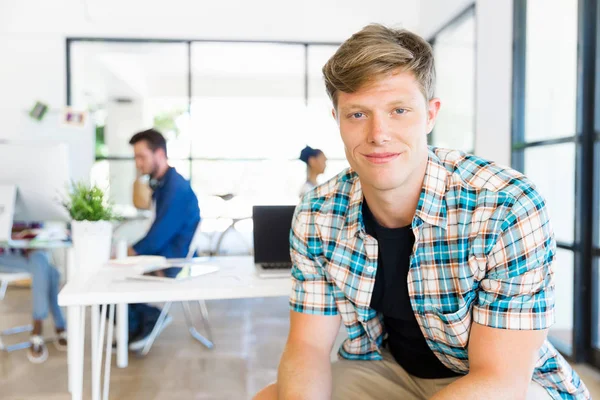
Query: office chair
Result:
<box><xmin>213</xmin><ymin>193</ymin><xmax>252</xmax><ymax>256</ymax></box>
<box><xmin>138</xmin><ymin>224</ymin><xmax>214</xmax><ymax>356</ymax></box>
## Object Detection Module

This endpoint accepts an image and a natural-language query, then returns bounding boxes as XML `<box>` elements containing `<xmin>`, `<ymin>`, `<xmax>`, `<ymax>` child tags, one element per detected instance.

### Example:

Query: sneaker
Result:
<box><xmin>27</xmin><ymin>335</ymin><xmax>48</xmax><ymax>364</ymax></box>
<box><xmin>128</xmin><ymin>314</ymin><xmax>173</xmax><ymax>352</ymax></box>
<box><xmin>53</xmin><ymin>330</ymin><xmax>68</xmax><ymax>351</ymax></box>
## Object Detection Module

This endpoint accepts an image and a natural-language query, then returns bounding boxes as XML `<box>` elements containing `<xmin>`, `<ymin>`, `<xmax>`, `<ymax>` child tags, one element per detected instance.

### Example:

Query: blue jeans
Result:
<box><xmin>0</xmin><ymin>251</ymin><xmax>66</xmax><ymax>329</ymax></box>
<box><xmin>128</xmin><ymin>266</ymin><xmax>180</xmax><ymax>340</ymax></box>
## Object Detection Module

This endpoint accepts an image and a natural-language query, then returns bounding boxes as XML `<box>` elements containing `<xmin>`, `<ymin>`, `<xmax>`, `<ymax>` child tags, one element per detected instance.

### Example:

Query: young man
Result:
<box><xmin>126</xmin><ymin>129</ymin><xmax>200</xmax><ymax>350</ymax></box>
<box><xmin>255</xmin><ymin>25</ymin><xmax>589</xmax><ymax>399</ymax></box>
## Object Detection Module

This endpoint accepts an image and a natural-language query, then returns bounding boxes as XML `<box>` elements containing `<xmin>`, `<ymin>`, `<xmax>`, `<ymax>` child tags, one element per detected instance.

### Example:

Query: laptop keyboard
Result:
<box><xmin>261</xmin><ymin>262</ymin><xmax>292</xmax><ymax>270</ymax></box>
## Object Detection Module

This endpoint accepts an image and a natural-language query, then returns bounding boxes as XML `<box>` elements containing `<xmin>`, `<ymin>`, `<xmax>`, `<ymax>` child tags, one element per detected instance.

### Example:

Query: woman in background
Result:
<box><xmin>299</xmin><ymin>146</ymin><xmax>327</xmax><ymax>196</ymax></box>
<box><xmin>0</xmin><ymin>223</ymin><xmax>67</xmax><ymax>364</ymax></box>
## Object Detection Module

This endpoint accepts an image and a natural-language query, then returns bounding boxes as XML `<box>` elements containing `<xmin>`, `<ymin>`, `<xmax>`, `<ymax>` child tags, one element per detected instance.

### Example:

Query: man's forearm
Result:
<box><xmin>430</xmin><ymin>372</ymin><xmax>528</xmax><ymax>400</ymax></box>
<box><xmin>277</xmin><ymin>343</ymin><xmax>332</xmax><ymax>400</ymax></box>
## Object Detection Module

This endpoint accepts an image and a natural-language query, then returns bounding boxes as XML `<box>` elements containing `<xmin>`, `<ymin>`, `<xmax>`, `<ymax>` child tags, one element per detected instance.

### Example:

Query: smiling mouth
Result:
<box><xmin>363</xmin><ymin>152</ymin><xmax>400</xmax><ymax>164</ymax></box>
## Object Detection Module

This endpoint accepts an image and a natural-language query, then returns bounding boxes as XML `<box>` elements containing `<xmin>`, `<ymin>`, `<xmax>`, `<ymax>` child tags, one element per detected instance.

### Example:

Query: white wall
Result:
<box><xmin>418</xmin><ymin>0</ymin><xmax>474</xmax><ymax>40</ymax></box>
<box><xmin>473</xmin><ymin>0</ymin><xmax>513</xmax><ymax>167</ymax></box>
<box><xmin>0</xmin><ymin>0</ymin><xmax>421</xmax><ymax>139</ymax></box>
<box><xmin>419</xmin><ymin>0</ymin><xmax>513</xmax><ymax>168</ymax></box>
<box><xmin>0</xmin><ymin>36</ymin><xmax>65</xmax><ymax>139</ymax></box>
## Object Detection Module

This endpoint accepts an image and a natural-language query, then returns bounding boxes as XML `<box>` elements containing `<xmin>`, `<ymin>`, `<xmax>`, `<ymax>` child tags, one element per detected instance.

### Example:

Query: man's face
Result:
<box><xmin>334</xmin><ymin>70</ymin><xmax>441</xmax><ymax>192</ymax></box>
<box><xmin>133</xmin><ymin>141</ymin><xmax>159</xmax><ymax>176</ymax></box>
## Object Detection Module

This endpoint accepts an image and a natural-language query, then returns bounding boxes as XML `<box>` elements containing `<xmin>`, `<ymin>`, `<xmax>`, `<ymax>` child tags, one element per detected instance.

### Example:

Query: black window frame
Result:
<box><xmin>511</xmin><ymin>0</ymin><xmax>600</xmax><ymax>365</ymax></box>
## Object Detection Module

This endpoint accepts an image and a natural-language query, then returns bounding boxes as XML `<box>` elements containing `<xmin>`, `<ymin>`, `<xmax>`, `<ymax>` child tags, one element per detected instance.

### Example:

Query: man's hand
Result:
<box><xmin>430</xmin><ymin>322</ymin><xmax>547</xmax><ymax>400</ymax></box>
<box><xmin>127</xmin><ymin>247</ymin><xmax>137</xmax><ymax>257</ymax></box>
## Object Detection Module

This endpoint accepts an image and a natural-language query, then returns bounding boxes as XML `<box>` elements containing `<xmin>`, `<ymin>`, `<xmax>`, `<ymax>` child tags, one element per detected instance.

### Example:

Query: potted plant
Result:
<box><xmin>63</xmin><ymin>182</ymin><xmax>119</xmax><ymax>279</ymax></box>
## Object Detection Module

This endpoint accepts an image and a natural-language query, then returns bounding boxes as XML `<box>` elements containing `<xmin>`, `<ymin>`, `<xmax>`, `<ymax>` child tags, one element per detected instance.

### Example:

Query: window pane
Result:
<box><xmin>169</xmin><ymin>160</ymin><xmax>191</xmax><ymax>180</ymax></box>
<box><xmin>321</xmin><ymin>160</ymin><xmax>350</xmax><ymax>182</ymax></box>
<box><xmin>91</xmin><ymin>159</ymin><xmax>190</xmax><ymax>208</ymax></box>
<box><xmin>191</xmin><ymin>160</ymin><xmax>304</xmax><ymax>204</ymax></box>
<box><xmin>432</xmin><ymin>10</ymin><xmax>475</xmax><ymax>151</ymax></box>
<box><xmin>71</xmin><ymin>41</ymin><xmax>190</xmax><ymax>158</ymax></box>
<box><xmin>91</xmin><ymin>160</ymin><xmax>137</xmax><ymax>206</ymax></box>
<box><xmin>307</xmin><ymin>45</ymin><xmax>344</xmax><ymax>159</ymax></box>
<box><xmin>190</xmin><ymin>43</ymin><xmax>305</xmax><ymax>159</ymax></box>
<box><xmin>524</xmin><ymin>0</ymin><xmax>577</xmax><ymax>141</ymax></box>
<box><xmin>524</xmin><ymin>143</ymin><xmax>575</xmax><ymax>244</ymax></box>
<box><xmin>549</xmin><ymin>248</ymin><xmax>574</xmax><ymax>355</ymax></box>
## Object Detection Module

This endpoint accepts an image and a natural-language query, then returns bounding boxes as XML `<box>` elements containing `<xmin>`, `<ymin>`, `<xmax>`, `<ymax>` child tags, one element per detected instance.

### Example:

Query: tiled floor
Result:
<box><xmin>1</xmin><ymin>287</ymin><xmax>599</xmax><ymax>399</ymax></box>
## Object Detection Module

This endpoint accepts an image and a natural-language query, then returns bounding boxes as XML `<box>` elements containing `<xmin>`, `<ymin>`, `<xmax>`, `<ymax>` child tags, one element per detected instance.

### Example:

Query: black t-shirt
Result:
<box><xmin>364</xmin><ymin>201</ymin><xmax>462</xmax><ymax>379</ymax></box>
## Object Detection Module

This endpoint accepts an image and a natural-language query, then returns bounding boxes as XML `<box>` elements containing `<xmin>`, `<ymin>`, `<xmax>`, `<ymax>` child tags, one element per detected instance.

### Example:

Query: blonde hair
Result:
<box><xmin>323</xmin><ymin>24</ymin><xmax>435</xmax><ymax>107</ymax></box>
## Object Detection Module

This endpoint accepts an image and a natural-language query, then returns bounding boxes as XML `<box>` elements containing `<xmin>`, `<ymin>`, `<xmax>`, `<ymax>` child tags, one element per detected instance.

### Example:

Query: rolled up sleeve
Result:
<box><xmin>473</xmin><ymin>190</ymin><xmax>556</xmax><ymax>330</ymax></box>
<box><xmin>289</xmin><ymin>205</ymin><xmax>338</xmax><ymax>316</ymax></box>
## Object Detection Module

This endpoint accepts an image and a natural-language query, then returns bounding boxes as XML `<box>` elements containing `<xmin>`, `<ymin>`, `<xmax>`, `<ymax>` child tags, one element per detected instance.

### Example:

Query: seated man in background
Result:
<box><xmin>255</xmin><ymin>25</ymin><xmax>589</xmax><ymax>399</ymax></box>
<box><xmin>0</xmin><ymin>223</ymin><xmax>67</xmax><ymax>364</ymax></box>
<box><xmin>126</xmin><ymin>129</ymin><xmax>200</xmax><ymax>350</ymax></box>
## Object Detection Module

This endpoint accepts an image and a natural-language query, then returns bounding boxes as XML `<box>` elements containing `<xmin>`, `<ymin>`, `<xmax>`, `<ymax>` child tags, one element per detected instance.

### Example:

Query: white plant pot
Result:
<box><xmin>71</xmin><ymin>220</ymin><xmax>113</xmax><ymax>281</ymax></box>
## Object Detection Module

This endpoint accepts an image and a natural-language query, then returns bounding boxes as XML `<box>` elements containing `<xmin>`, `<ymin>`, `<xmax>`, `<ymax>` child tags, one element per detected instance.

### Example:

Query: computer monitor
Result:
<box><xmin>18</xmin><ymin>110</ymin><xmax>94</xmax><ymax>184</ymax></box>
<box><xmin>252</xmin><ymin>205</ymin><xmax>295</xmax><ymax>264</ymax></box>
<box><xmin>0</xmin><ymin>143</ymin><xmax>70</xmax><ymax>222</ymax></box>
<box><xmin>0</xmin><ymin>185</ymin><xmax>16</xmax><ymax>242</ymax></box>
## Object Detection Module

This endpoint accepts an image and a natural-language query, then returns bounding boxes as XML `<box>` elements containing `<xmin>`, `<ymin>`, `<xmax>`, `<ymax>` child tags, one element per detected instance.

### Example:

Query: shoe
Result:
<box><xmin>128</xmin><ymin>314</ymin><xmax>173</xmax><ymax>352</ymax></box>
<box><xmin>53</xmin><ymin>330</ymin><xmax>68</xmax><ymax>351</ymax></box>
<box><xmin>27</xmin><ymin>335</ymin><xmax>48</xmax><ymax>364</ymax></box>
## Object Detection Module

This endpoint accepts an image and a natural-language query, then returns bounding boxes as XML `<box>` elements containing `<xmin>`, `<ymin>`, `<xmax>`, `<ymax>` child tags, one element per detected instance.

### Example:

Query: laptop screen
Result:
<box><xmin>252</xmin><ymin>205</ymin><xmax>296</xmax><ymax>264</ymax></box>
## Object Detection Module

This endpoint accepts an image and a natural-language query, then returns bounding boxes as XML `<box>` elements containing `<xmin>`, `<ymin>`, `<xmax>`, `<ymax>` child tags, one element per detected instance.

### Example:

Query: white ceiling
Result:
<box><xmin>2</xmin><ymin>0</ymin><xmax>421</xmax><ymax>42</ymax></box>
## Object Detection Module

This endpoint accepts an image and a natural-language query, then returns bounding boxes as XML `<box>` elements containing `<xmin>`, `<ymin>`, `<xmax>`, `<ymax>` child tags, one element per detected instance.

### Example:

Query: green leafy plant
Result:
<box><xmin>63</xmin><ymin>182</ymin><xmax>119</xmax><ymax>221</ymax></box>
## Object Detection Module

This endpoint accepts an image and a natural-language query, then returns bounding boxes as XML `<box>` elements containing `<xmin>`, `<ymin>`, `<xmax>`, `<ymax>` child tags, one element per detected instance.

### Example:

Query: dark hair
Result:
<box><xmin>299</xmin><ymin>145</ymin><xmax>323</xmax><ymax>164</ymax></box>
<box><xmin>129</xmin><ymin>128</ymin><xmax>167</xmax><ymax>157</ymax></box>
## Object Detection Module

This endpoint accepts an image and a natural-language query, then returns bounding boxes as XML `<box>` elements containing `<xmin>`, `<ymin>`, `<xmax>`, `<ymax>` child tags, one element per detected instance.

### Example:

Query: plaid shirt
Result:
<box><xmin>290</xmin><ymin>147</ymin><xmax>589</xmax><ymax>400</ymax></box>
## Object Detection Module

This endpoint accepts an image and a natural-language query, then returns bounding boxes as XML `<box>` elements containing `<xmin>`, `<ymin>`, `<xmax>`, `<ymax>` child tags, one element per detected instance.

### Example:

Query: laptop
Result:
<box><xmin>253</xmin><ymin>205</ymin><xmax>296</xmax><ymax>279</ymax></box>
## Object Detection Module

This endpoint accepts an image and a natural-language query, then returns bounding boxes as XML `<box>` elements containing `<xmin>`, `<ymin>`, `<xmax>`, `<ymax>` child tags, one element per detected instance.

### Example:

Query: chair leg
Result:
<box><xmin>139</xmin><ymin>302</ymin><xmax>173</xmax><ymax>356</ymax></box>
<box><xmin>197</xmin><ymin>300</ymin><xmax>213</xmax><ymax>343</ymax></box>
<box><xmin>182</xmin><ymin>300</ymin><xmax>214</xmax><ymax>349</ymax></box>
<box><xmin>0</xmin><ymin>324</ymin><xmax>33</xmax><ymax>352</ymax></box>
<box><xmin>214</xmin><ymin>223</ymin><xmax>236</xmax><ymax>255</ymax></box>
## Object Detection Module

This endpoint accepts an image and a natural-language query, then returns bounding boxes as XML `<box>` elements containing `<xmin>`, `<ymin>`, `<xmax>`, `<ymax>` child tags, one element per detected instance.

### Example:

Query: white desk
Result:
<box><xmin>0</xmin><ymin>240</ymin><xmax>73</xmax><ymax>274</ymax></box>
<box><xmin>0</xmin><ymin>239</ymin><xmax>72</xmax><ymax>249</ymax></box>
<box><xmin>58</xmin><ymin>256</ymin><xmax>291</xmax><ymax>400</ymax></box>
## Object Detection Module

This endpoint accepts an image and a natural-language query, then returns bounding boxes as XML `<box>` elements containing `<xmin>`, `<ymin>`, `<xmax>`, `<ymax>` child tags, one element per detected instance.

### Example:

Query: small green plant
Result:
<box><xmin>63</xmin><ymin>182</ymin><xmax>119</xmax><ymax>221</ymax></box>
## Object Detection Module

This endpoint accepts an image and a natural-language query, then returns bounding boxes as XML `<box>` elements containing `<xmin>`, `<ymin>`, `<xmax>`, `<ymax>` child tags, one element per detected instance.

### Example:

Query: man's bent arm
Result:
<box><xmin>277</xmin><ymin>311</ymin><xmax>341</xmax><ymax>400</ymax></box>
<box><xmin>430</xmin><ymin>323</ymin><xmax>546</xmax><ymax>400</ymax></box>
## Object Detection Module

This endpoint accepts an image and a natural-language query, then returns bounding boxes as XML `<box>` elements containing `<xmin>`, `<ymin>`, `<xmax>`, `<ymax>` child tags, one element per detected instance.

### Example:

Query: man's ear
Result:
<box><xmin>426</xmin><ymin>98</ymin><xmax>442</xmax><ymax>134</ymax></box>
<box><xmin>156</xmin><ymin>148</ymin><xmax>167</xmax><ymax>159</ymax></box>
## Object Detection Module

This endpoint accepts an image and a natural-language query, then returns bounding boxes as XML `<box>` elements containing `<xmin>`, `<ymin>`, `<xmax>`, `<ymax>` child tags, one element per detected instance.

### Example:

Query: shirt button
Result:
<box><xmin>366</xmin><ymin>266</ymin><xmax>375</xmax><ymax>273</ymax></box>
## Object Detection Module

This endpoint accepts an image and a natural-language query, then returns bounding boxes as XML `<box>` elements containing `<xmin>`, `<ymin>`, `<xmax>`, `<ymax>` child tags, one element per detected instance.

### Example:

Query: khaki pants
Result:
<box><xmin>331</xmin><ymin>349</ymin><xmax>552</xmax><ymax>400</ymax></box>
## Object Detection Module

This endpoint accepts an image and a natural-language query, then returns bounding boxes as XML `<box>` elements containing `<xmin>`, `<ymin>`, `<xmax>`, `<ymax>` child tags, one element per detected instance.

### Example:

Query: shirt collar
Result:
<box><xmin>414</xmin><ymin>148</ymin><xmax>449</xmax><ymax>230</ymax></box>
<box><xmin>344</xmin><ymin>147</ymin><xmax>449</xmax><ymax>239</ymax></box>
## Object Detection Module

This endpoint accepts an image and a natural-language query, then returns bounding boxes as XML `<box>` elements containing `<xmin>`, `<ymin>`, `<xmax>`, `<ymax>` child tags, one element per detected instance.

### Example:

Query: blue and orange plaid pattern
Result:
<box><xmin>289</xmin><ymin>147</ymin><xmax>589</xmax><ymax>399</ymax></box>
